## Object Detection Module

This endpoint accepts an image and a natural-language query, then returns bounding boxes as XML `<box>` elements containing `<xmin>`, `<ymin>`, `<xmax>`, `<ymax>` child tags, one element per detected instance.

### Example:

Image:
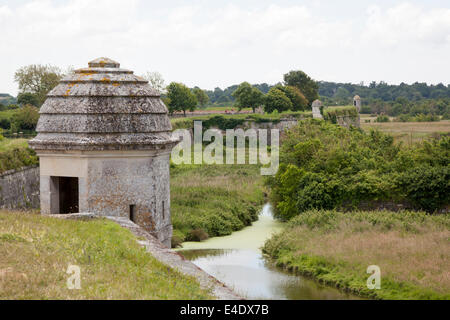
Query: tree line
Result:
<box><xmin>1</xmin><ymin>63</ymin><xmax>448</xmax><ymax>128</ymax></box>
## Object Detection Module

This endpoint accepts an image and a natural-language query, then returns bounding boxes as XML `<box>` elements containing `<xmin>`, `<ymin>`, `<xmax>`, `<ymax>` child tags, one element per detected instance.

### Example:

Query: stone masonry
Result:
<box><xmin>29</xmin><ymin>58</ymin><xmax>179</xmax><ymax>247</ymax></box>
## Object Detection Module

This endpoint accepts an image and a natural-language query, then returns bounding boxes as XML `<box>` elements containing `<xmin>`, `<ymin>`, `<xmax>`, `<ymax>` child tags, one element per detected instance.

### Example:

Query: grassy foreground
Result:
<box><xmin>171</xmin><ymin>163</ymin><xmax>265</xmax><ymax>246</ymax></box>
<box><xmin>0</xmin><ymin>211</ymin><xmax>211</xmax><ymax>299</ymax></box>
<box><xmin>263</xmin><ymin>209</ymin><xmax>450</xmax><ymax>300</ymax></box>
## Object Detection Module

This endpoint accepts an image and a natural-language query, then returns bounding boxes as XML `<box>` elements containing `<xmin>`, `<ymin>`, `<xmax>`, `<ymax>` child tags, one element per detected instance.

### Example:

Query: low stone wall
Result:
<box><xmin>335</xmin><ymin>114</ymin><xmax>361</xmax><ymax>128</ymax></box>
<box><xmin>0</xmin><ymin>166</ymin><xmax>40</xmax><ymax>210</ymax></box>
<box><xmin>183</xmin><ymin>118</ymin><xmax>302</xmax><ymax>144</ymax></box>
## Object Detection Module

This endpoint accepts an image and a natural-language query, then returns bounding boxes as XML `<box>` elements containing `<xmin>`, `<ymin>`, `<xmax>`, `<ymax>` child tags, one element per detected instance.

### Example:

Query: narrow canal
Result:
<box><xmin>177</xmin><ymin>204</ymin><xmax>360</xmax><ymax>300</ymax></box>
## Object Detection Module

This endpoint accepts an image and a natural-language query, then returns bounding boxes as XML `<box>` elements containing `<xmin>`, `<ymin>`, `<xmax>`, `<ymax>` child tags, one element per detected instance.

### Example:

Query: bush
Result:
<box><xmin>264</xmin><ymin>88</ymin><xmax>293</xmax><ymax>113</ymax></box>
<box><xmin>171</xmin><ymin>229</ymin><xmax>186</xmax><ymax>248</ymax></box>
<box><xmin>0</xmin><ymin>118</ymin><xmax>10</xmax><ymax>130</ymax></box>
<box><xmin>267</xmin><ymin>119</ymin><xmax>449</xmax><ymax>218</ymax></box>
<box><xmin>395</xmin><ymin>164</ymin><xmax>449</xmax><ymax>212</ymax></box>
<box><xmin>10</xmin><ymin>105</ymin><xmax>39</xmax><ymax>132</ymax></box>
<box><xmin>375</xmin><ymin>115</ymin><xmax>390</xmax><ymax>122</ymax></box>
<box><xmin>322</xmin><ymin>106</ymin><xmax>358</xmax><ymax>124</ymax></box>
<box><xmin>188</xmin><ymin>228</ymin><xmax>209</xmax><ymax>242</ymax></box>
<box><xmin>0</xmin><ymin>147</ymin><xmax>38</xmax><ymax>174</ymax></box>
<box><xmin>203</xmin><ymin>115</ymin><xmax>245</xmax><ymax>131</ymax></box>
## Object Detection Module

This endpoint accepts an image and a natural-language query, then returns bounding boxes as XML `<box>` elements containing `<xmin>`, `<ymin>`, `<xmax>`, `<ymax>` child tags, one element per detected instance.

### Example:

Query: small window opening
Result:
<box><xmin>130</xmin><ymin>205</ymin><xmax>136</xmax><ymax>222</ymax></box>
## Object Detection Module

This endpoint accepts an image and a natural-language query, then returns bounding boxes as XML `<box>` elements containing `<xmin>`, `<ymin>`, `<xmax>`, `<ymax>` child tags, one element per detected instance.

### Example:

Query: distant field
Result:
<box><xmin>361</xmin><ymin>117</ymin><xmax>450</xmax><ymax>145</ymax></box>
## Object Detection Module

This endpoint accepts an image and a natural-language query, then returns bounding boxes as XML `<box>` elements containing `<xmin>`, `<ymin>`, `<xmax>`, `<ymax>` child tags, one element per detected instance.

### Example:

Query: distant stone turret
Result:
<box><xmin>29</xmin><ymin>58</ymin><xmax>179</xmax><ymax>247</ymax></box>
<box><xmin>353</xmin><ymin>95</ymin><xmax>361</xmax><ymax>112</ymax></box>
<box><xmin>312</xmin><ymin>99</ymin><xmax>323</xmax><ymax>119</ymax></box>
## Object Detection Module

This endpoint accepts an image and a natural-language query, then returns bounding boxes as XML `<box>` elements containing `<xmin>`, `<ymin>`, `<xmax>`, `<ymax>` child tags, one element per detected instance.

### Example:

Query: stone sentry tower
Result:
<box><xmin>353</xmin><ymin>95</ymin><xmax>362</xmax><ymax>112</ymax></box>
<box><xmin>29</xmin><ymin>58</ymin><xmax>179</xmax><ymax>247</ymax></box>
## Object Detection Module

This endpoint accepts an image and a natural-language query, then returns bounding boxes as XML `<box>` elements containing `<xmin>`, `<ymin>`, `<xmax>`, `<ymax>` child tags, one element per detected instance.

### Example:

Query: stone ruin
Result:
<box><xmin>311</xmin><ymin>99</ymin><xmax>323</xmax><ymax>119</ymax></box>
<box><xmin>29</xmin><ymin>58</ymin><xmax>179</xmax><ymax>247</ymax></box>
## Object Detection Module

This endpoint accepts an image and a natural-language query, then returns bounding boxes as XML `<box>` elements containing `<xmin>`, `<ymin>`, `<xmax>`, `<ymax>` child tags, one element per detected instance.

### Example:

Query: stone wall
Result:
<box><xmin>184</xmin><ymin>118</ymin><xmax>301</xmax><ymax>144</ymax></box>
<box><xmin>335</xmin><ymin>114</ymin><xmax>361</xmax><ymax>128</ymax></box>
<box><xmin>0</xmin><ymin>166</ymin><xmax>40</xmax><ymax>210</ymax></box>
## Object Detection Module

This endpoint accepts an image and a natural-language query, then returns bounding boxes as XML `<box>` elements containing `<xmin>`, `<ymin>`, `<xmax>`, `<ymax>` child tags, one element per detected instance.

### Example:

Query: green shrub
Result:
<box><xmin>188</xmin><ymin>228</ymin><xmax>209</xmax><ymax>242</ymax></box>
<box><xmin>322</xmin><ymin>106</ymin><xmax>358</xmax><ymax>124</ymax></box>
<box><xmin>0</xmin><ymin>147</ymin><xmax>38</xmax><ymax>174</ymax></box>
<box><xmin>267</xmin><ymin>119</ymin><xmax>449</xmax><ymax>218</ymax></box>
<box><xmin>375</xmin><ymin>115</ymin><xmax>390</xmax><ymax>122</ymax></box>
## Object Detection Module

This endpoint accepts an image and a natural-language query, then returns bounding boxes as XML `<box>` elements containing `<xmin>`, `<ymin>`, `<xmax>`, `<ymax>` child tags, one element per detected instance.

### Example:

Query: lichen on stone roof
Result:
<box><xmin>29</xmin><ymin>58</ymin><xmax>179</xmax><ymax>152</ymax></box>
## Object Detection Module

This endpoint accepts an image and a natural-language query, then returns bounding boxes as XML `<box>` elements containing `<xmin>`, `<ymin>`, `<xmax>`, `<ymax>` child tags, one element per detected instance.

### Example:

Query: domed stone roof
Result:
<box><xmin>353</xmin><ymin>95</ymin><xmax>361</xmax><ymax>100</ymax></box>
<box><xmin>29</xmin><ymin>58</ymin><xmax>178</xmax><ymax>151</ymax></box>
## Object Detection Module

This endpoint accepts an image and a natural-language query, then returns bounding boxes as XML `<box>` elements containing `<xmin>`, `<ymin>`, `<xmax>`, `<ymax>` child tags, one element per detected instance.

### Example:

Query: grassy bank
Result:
<box><xmin>263</xmin><ymin>209</ymin><xmax>450</xmax><ymax>300</ymax></box>
<box><xmin>0</xmin><ymin>211</ymin><xmax>212</xmax><ymax>299</ymax></box>
<box><xmin>171</xmin><ymin>163</ymin><xmax>265</xmax><ymax>247</ymax></box>
<box><xmin>0</xmin><ymin>138</ymin><xmax>37</xmax><ymax>174</ymax></box>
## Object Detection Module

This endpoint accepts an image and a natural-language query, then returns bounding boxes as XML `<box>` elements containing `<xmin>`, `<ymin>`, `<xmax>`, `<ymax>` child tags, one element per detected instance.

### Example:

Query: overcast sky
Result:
<box><xmin>0</xmin><ymin>0</ymin><xmax>449</xmax><ymax>95</ymax></box>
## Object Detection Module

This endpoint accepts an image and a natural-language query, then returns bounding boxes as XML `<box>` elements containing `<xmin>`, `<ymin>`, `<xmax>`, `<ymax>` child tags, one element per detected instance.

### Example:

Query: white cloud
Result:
<box><xmin>364</xmin><ymin>2</ymin><xmax>450</xmax><ymax>46</ymax></box>
<box><xmin>0</xmin><ymin>0</ymin><xmax>449</xmax><ymax>94</ymax></box>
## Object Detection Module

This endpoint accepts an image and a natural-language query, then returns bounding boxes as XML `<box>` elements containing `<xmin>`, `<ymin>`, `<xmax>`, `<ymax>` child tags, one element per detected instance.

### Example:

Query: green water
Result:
<box><xmin>177</xmin><ymin>204</ymin><xmax>360</xmax><ymax>300</ymax></box>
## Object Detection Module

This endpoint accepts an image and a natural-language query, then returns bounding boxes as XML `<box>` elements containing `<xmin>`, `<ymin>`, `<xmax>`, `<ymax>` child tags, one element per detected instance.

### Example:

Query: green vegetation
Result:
<box><xmin>275</xmin><ymin>85</ymin><xmax>308</xmax><ymax>111</ymax></box>
<box><xmin>322</xmin><ymin>106</ymin><xmax>359</xmax><ymax>124</ymax></box>
<box><xmin>0</xmin><ymin>138</ymin><xmax>29</xmax><ymax>152</ymax></box>
<box><xmin>394</xmin><ymin>113</ymin><xmax>441</xmax><ymax>122</ymax></box>
<box><xmin>263</xmin><ymin>209</ymin><xmax>450</xmax><ymax>300</ymax></box>
<box><xmin>267</xmin><ymin>119</ymin><xmax>449</xmax><ymax>220</ymax></box>
<box><xmin>319</xmin><ymin>81</ymin><xmax>449</xmax><ymax>111</ymax></box>
<box><xmin>192</xmin><ymin>87</ymin><xmax>210</xmax><ymax>108</ymax></box>
<box><xmin>0</xmin><ymin>138</ymin><xmax>37</xmax><ymax>174</ymax></box>
<box><xmin>14</xmin><ymin>64</ymin><xmax>64</xmax><ymax>107</ymax></box>
<box><xmin>264</xmin><ymin>87</ymin><xmax>293</xmax><ymax>113</ymax></box>
<box><xmin>171</xmin><ymin>112</ymin><xmax>312</xmax><ymax>131</ymax></box>
<box><xmin>170</xmin><ymin>163</ymin><xmax>264</xmax><ymax>247</ymax></box>
<box><xmin>0</xmin><ymin>211</ymin><xmax>211</xmax><ymax>299</ymax></box>
<box><xmin>284</xmin><ymin>70</ymin><xmax>319</xmax><ymax>105</ymax></box>
<box><xmin>232</xmin><ymin>82</ymin><xmax>264</xmax><ymax>113</ymax></box>
<box><xmin>375</xmin><ymin>115</ymin><xmax>390</xmax><ymax>123</ymax></box>
<box><xmin>166</xmin><ymin>82</ymin><xmax>198</xmax><ymax>116</ymax></box>
<box><xmin>0</xmin><ymin>106</ymin><xmax>39</xmax><ymax>134</ymax></box>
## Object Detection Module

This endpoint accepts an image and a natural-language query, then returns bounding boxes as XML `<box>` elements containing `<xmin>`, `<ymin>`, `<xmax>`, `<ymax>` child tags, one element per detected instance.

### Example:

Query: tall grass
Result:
<box><xmin>0</xmin><ymin>211</ymin><xmax>212</xmax><ymax>299</ymax></box>
<box><xmin>171</xmin><ymin>163</ymin><xmax>265</xmax><ymax>246</ymax></box>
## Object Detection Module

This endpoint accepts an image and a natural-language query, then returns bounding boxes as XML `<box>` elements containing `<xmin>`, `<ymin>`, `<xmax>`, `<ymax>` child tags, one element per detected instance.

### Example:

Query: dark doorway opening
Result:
<box><xmin>130</xmin><ymin>205</ymin><xmax>136</xmax><ymax>222</ymax></box>
<box><xmin>59</xmin><ymin>177</ymin><xmax>79</xmax><ymax>214</ymax></box>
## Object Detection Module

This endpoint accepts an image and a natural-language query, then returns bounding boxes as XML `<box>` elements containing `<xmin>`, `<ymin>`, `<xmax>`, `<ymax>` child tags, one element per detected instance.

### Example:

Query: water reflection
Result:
<box><xmin>177</xmin><ymin>204</ymin><xmax>360</xmax><ymax>300</ymax></box>
<box><xmin>180</xmin><ymin>249</ymin><xmax>358</xmax><ymax>300</ymax></box>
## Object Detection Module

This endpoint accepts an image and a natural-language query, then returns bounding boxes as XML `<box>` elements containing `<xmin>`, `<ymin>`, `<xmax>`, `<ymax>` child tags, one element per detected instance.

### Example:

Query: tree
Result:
<box><xmin>264</xmin><ymin>88</ymin><xmax>293</xmax><ymax>113</ymax></box>
<box><xmin>166</xmin><ymin>82</ymin><xmax>198</xmax><ymax>117</ymax></box>
<box><xmin>11</xmin><ymin>105</ymin><xmax>40</xmax><ymax>132</ymax></box>
<box><xmin>276</xmin><ymin>85</ymin><xmax>308</xmax><ymax>111</ymax></box>
<box><xmin>142</xmin><ymin>71</ymin><xmax>166</xmax><ymax>94</ymax></box>
<box><xmin>284</xmin><ymin>70</ymin><xmax>319</xmax><ymax>106</ymax></box>
<box><xmin>17</xmin><ymin>92</ymin><xmax>39</xmax><ymax>107</ymax></box>
<box><xmin>232</xmin><ymin>82</ymin><xmax>264</xmax><ymax>113</ymax></box>
<box><xmin>192</xmin><ymin>87</ymin><xmax>209</xmax><ymax>108</ymax></box>
<box><xmin>14</xmin><ymin>64</ymin><xmax>64</xmax><ymax>107</ymax></box>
